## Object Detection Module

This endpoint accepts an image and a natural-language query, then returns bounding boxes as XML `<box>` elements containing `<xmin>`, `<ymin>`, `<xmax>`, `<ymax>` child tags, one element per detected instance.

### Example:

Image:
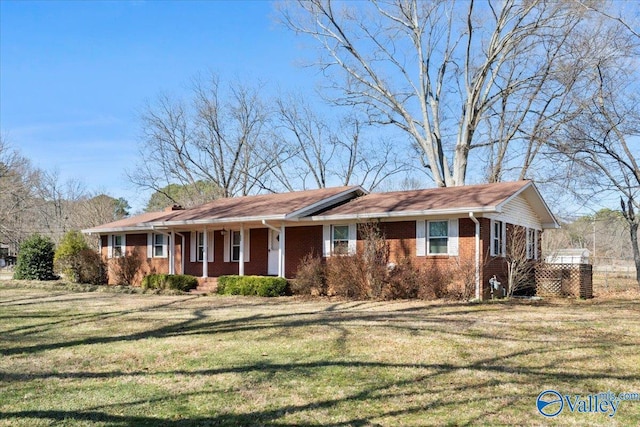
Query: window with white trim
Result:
<box><xmin>332</xmin><ymin>225</ymin><xmax>349</xmax><ymax>255</ymax></box>
<box><xmin>491</xmin><ymin>220</ymin><xmax>504</xmax><ymax>257</ymax></box>
<box><xmin>112</xmin><ymin>234</ymin><xmax>124</xmax><ymax>258</ymax></box>
<box><xmin>197</xmin><ymin>232</ymin><xmax>205</xmax><ymax>262</ymax></box>
<box><xmin>153</xmin><ymin>234</ymin><xmax>167</xmax><ymax>258</ymax></box>
<box><xmin>231</xmin><ymin>230</ymin><xmax>241</xmax><ymax>262</ymax></box>
<box><xmin>428</xmin><ymin>221</ymin><xmax>448</xmax><ymax>254</ymax></box>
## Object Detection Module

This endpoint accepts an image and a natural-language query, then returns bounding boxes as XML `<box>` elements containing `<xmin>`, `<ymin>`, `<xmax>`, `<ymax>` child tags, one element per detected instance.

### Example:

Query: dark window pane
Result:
<box><xmin>430</xmin><ymin>238</ymin><xmax>448</xmax><ymax>254</ymax></box>
<box><xmin>429</xmin><ymin>221</ymin><xmax>447</xmax><ymax>237</ymax></box>
<box><xmin>333</xmin><ymin>225</ymin><xmax>349</xmax><ymax>241</ymax></box>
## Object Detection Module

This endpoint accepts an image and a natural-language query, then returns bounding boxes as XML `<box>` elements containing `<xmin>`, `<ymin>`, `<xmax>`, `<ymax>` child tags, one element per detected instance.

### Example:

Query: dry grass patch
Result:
<box><xmin>0</xmin><ymin>282</ymin><xmax>639</xmax><ymax>426</ymax></box>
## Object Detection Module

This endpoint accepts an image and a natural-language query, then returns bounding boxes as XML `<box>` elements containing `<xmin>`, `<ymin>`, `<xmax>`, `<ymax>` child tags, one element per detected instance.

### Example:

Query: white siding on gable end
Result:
<box><xmin>490</xmin><ymin>194</ymin><xmax>542</xmax><ymax>230</ymax></box>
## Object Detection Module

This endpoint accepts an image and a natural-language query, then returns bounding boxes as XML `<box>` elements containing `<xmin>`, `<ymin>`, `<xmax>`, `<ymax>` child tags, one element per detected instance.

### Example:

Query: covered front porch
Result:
<box><xmin>159</xmin><ymin>220</ymin><xmax>289</xmax><ymax>279</ymax></box>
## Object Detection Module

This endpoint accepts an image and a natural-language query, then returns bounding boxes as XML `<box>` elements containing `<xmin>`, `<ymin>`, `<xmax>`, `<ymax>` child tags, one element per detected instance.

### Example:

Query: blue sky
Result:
<box><xmin>2</xmin><ymin>1</ymin><xmax>634</xmax><ymax>218</ymax></box>
<box><xmin>1</xmin><ymin>0</ymin><xmax>316</xmax><ymax>212</ymax></box>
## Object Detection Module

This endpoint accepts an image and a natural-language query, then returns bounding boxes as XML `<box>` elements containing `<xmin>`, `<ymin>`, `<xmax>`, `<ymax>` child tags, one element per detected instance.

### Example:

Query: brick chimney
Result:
<box><xmin>165</xmin><ymin>204</ymin><xmax>184</xmax><ymax>212</ymax></box>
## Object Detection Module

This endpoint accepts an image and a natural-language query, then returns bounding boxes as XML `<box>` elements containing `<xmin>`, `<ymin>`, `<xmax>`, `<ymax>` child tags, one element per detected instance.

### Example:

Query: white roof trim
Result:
<box><xmin>309</xmin><ymin>206</ymin><xmax>499</xmax><ymax>221</ymax></box>
<box><xmin>285</xmin><ymin>186</ymin><xmax>367</xmax><ymax>219</ymax></box>
<box><xmin>82</xmin><ymin>226</ymin><xmax>151</xmax><ymax>234</ymax></box>
<box><xmin>149</xmin><ymin>214</ymin><xmax>286</xmax><ymax>227</ymax></box>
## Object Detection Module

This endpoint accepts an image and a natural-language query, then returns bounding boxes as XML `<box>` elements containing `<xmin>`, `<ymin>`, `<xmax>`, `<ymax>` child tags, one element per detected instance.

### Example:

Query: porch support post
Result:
<box><xmin>202</xmin><ymin>227</ymin><xmax>208</xmax><ymax>278</ymax></box>
<box><xmin>169</xmin><ymin>230</ymin><xmax>175</xmax><ymax>275</ymax></box>
<box><xmin>239</xmin><ymin>224</ymin><xmax>245</xmax><ymax>276</ymax></box>
<box><xmin>279</xmin><ymin>224</ymin><xmax>285</xmax><ymax>278</ymax></box>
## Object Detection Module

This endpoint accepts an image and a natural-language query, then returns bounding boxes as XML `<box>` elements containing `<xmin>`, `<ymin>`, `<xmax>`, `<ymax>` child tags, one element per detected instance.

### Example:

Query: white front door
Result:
<box><xmin>268</xmin><ymin>229</ymin><xmax>280</xmax><ymax>275</ymax></box>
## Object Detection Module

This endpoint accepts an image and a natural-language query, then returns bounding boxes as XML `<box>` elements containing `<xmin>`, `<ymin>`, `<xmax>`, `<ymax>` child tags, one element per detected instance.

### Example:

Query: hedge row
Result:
<box><xmin>217</xmin><ymin>275</ymin><xmax>288</xmax><ymax>297</ymax></box>
<box><xmin>141</xmin><ymin>274</ymin><xmax>199</xmax><ymax>292</ymax></box>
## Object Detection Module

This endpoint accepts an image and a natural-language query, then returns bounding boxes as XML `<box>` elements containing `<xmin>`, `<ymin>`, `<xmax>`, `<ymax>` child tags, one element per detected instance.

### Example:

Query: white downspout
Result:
<box><xmin>469</xmin><ymin>212</ymin><xmax>481</xmax><ymax>301</ymax></box>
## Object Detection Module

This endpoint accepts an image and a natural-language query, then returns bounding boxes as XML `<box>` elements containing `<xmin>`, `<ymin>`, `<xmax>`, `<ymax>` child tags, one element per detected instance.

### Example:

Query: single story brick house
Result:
<box><xmin>82</xmin><ymin>180</ymin><xmax>558</xmax><ymax>299</ymax></box>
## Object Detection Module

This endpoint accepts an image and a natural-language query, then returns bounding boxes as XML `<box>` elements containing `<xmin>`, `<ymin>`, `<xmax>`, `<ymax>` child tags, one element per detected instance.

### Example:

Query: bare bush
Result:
<box><xmin>73</xmin><ymin>249</ymin><xmax>107</xmax><ymax>285</ymax></box>
<box><xmin>325</xmin><ymin>254</ymin><xmax>369</xmax><ymax>299</ymax></box>
<box><xmin>382</xmin><ymin>258</ymin><xmax>421</xmax><ymax>300</ymax></box>
<box><xmin>294</xmin><ymin>223</ymin><xmax>475</xmax><ymax>301</ymax></box>
<box><xmin>292</xmin><ymin>252</ymin><xmax>326</xmax><ymax>296</ymax></box>
<box><xmin>111</xmin><ymin>248</ymin><xmax>144</xmax><ymax>286</ymax></box>
<box><xmin>417</xmin><ymin>261</ymin><xmax>450</xmax><ymax>300</ymax></box>
<box><xmin>447</xmin><ymin>258</ymin><xmax>476</xmax><ymax>300</ymax></box>
<box><xmin>359</xmin><ymin>223</ymin><xmax>389</xmax><ymax>298</ymax></box>
<box><xmin>505</xmin><ymin>226</ymin><xmax>537</xmax><ymax>297</ymax></box>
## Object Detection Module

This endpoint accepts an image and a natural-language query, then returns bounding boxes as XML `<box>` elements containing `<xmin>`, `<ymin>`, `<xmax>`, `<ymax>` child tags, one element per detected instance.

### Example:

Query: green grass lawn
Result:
<box><xmin>0</xmin><ymin>282</ymin><xmax>639</xmax><ymax>426</ymax></box>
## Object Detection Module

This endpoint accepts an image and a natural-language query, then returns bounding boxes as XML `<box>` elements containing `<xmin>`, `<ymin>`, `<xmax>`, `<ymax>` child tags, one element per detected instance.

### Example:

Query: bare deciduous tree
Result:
<box><xmin>0</xmin><ymin>137</ymin><xmax>41</xmax><ymax>254</ymax></box>
<box><xmin>269</xmin><ymin>94</ymin><xmax>409</xmax><ymax>191</ymax></box>
<box><xmin>130</xmin><ymin>74</ymin><xmax>275</xmax><ymax>201</ymax></box>
<box><xmin>1</xmin><ymin>137</ymin><xmax>132</xmax><ymax>251</ymax></box>
<box><xmin>34</xmin><ymin>170</ymin><xmax>87</xmax><ymax>242</ymax></box>
<box><xmin>556</xmin><ymin>16</ymin><xmax>640</xmax><ymax>284</ymax></box>
<box><xmin>278</xmin><ymin>0</ymin><xmax>584</xmax><ymax>187</ymax></box>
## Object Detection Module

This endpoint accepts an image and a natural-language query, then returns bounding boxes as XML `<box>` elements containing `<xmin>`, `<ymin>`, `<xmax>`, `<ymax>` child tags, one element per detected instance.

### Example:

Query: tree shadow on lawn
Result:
<box><xmin>0</xmin><ymin>292</ymin><xmax>89</xmax><ymax>307</ymax></box>
<box><xmin>2</xmin><ymin>341</ymin><xmax>638</xmax><ymax>383</ymax></box>
<box><xmin>3</xmin><ymin>346</ymin><xmax>637</xmax><ymax>426</ymax></box>
<box><xmin>2</xmin><ymin>294</ymin><xmax>638</xmax><ymax>356</ymax></box>
<box><xmin>2</xmin><ymin>297</ymin><xmax>639</xmax><ymax>425</ymax></box>
<box><xmin>0</xmin><ymin>295</ymin><xmax>203</xmax><ymax>341</ymax></box>
<box><xmin>0</xmin><ymin>361</ymin><xmax>535</xmax><ymax>427</ymax></box>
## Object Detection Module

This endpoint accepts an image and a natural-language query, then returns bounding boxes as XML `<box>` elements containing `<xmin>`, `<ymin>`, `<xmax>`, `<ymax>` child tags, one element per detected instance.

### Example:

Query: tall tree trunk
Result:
<box><xmin>630</xmin><ymin>221</ymin><xmax>640</xmax><ymax>286</ymax></box>
<box><xmin>621</xmin><ymin>197</ymin><xmax>640</xmax><ymax>286</ymax></box>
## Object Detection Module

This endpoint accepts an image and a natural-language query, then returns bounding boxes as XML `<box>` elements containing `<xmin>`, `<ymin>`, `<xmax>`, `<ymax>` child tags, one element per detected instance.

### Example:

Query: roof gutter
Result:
<box><xmin>469</xmin><ymin>212</ymin><xmax>481</xmax><ymax>301</ymax></box>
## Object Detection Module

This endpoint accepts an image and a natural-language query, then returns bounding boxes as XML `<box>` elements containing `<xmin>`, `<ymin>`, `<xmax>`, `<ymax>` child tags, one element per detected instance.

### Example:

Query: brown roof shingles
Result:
<box><xmin>83</xmin><ymin>210</ymin><xmax>177</xmax><ymax>232</ymax></box>
<box><xmin>84</xmin><ymin>181</ymin><xmax>550</xmax><ymax>233</ymax></box>
<box><xmin>83</xmin><ymin>186</ymin><xmax>362</xmax><ymax>232</ymax></box>
<box><xmin>156</xmin><ymin>186</ymin><xmax>360</xmax><ymax>223</ymax></box>
<box><xmin>314</xmin><ymin>181</ymin><xmax>531</xmax><ymax>218</ymax></box>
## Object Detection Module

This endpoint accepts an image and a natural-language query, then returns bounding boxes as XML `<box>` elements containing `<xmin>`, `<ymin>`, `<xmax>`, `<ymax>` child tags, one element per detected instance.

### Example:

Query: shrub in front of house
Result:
<box><xmin>291</xmin><ymin>252</ymin><xmax>327</xmax><ymax>296</ymax></box>
<box><xmin>217</xmin><ymin>275</ymin><xmax>288</xmax><ymax>297</ymax></box>
<box><xmin>381</xmin><ymin>257</ymin><xmax>422</xmax><ymax>299</ymax></box>
<box><xmin>112</xmin><ymin>248</ymin><xmax>143</xmax><ymax>286</ymax></box>
<box><xmin>75</xmin><ymin>248</ymin><xmax>107</xmax><ymax>285</ymax></box>
<box><xmin>54</xmin><ymin>231</ymin><xmax>106</xmax><ymax>285</ymax></box>
<box><xmin>325</xmin><ymin>254</ymin><xmax>369</xmax><ymax>299</ymax></box>
<box><xmin>141</xmin><ymin>274</ymin><xmax>199</xmax><ymax>292</ymax></box>
<box><xmin>293</xmin><ymin>253</ymin><xmax>474</xmax><ymax>301</ymax></box>
<box><xmin>14</xmin><ymin>234</ymin><xmax>57</xmax><ymax>281</ymax></box>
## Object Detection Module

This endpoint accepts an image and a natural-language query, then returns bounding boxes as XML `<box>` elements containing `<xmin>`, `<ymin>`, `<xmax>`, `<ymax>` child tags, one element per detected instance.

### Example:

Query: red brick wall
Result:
<box><xmin>285</xmin><ymin>225</ymin><xmax>323</xmax><ymax>278</ymax></box>
<box><xmin>377</xmin><ymin>221</ymin><xmax>415</xmax><ymax>261</ymax></box>
<box><xmin>103</xmin><ymin>233</ymin><xmax>181</xmax><ymax>286</ymax></box>
<box><xmin>98</xmin><ymin>217</ymin><xmax>524</xmax><ymax>298</ymax></box>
